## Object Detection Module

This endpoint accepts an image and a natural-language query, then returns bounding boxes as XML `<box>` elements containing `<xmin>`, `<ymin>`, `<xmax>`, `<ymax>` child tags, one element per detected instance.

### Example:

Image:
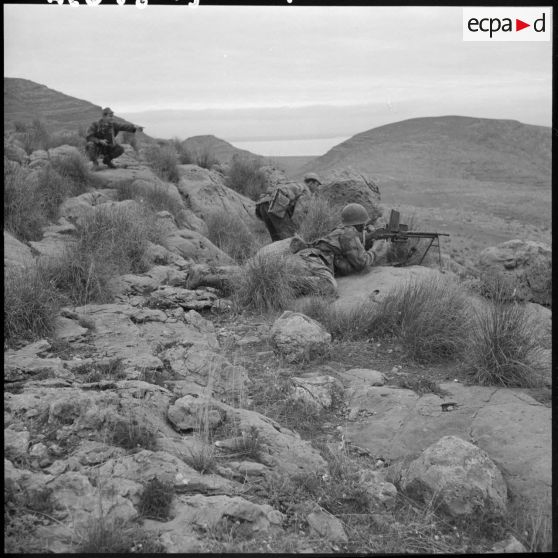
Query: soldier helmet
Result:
<box><xmin>341</xmin><ymin>203</ymin><xmax>370</xmax><ymax>226</ymax></box>
<box><xmin>304</xmin><ymin>173</ymin><xmax>321</xmax><ymax>185</ymax></box>
<box><xmin>102</xmin><ymin>107</ymin><xmax>114</xmax><ymax>116</ymax></box>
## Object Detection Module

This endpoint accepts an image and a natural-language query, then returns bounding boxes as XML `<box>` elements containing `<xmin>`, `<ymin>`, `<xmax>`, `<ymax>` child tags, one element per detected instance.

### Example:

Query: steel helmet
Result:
<box><xmin>102</xmin><ymin>107</ymin><xmax>114</xmax><ymax>116</ymax></box>
<box><xmin>341</xmin><ymin>203</ymin><xmax>370</xmax><ymax>226</ymax></box>
<box><xmin>304</xmin><ymin>172</ymin><xmax>322</xmax><ymax>185</ymax></box>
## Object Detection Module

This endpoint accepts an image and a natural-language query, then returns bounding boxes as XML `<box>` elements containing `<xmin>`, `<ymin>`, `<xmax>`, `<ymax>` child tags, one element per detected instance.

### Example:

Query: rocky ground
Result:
<box><xmin>4</xmin><ymin>142</ymin><xmax>552</xmax><ymax>553</ymax></box>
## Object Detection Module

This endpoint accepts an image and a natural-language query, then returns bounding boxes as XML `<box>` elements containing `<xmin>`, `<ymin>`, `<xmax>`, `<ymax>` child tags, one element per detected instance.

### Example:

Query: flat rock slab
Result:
<box><xmin>335</xmin><ymin>265</ymin><xmax>440</xmax><ymax>310</ymax></box>
<box><xmin>343</xmin><ymin>382</ymin><xmax>551</xmax><ymax>520</ymax></box>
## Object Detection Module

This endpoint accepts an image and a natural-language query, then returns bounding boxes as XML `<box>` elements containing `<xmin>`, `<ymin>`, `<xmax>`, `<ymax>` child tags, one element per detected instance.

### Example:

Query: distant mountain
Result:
<box><xmin>300</xmin><ymin>116</ymin><xmax>550</xmax><ymax>189</ymax></box>
<box><xmin>4</xmin><ymin>77</ymin><xmax>143</xmax><ymax>135</ymax></box>
<box><xmin>182</xmin><ymin>135</ymin><xmax>262</xmax><ymax>163</ymax></box>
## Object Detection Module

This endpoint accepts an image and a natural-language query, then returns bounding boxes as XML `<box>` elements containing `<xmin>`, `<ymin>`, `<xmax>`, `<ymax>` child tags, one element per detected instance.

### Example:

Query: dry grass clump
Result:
<box><xmin>170</xmin><ymin>137</ymin><xmax>195</xmax><ymax>164</ymax></box>
<box><xmin>47</xmin><ymin>204</ymin><xmax>165</xmax><ymax>305</ymax></box>
<box><xmin>224</xmin><ymin>154</ymin><xmax>268</xmax><ymax>199</ymax></box>
<box><xmin>49</xmin><ymin>150</ymin><xmax>94</xmax><ymax>193</ymax></box>
<box><xmin>296</xmin><ymin>196</ymin><xmax>339</xmax><ymax>243</ymax></box>
<box><xmin>4</xmin><ymin>263</ymin><xmax>61</xmax><ymax>347</ymax></box>
<box><xmin>4</xmin><ymin>158</ymin><xmax>46</xmax><ymax>240</ymax></box>
<box><xmin>144</xmin><ymin>144</ymin><xmax>179</xmax><ymax>183</ymax></box>
<box><xmin>106</xmin><ymin>416</ymin><xmax>158</xmax><ymax>451</ymax></box>
<box><xmin>138</xmin><ymin>478</ymin><xmax>174</xmax><ymax>521</ymax></box>
<box><xmin>466</xmin><ymin>300</ymin><xmax>546</xmax><ymax>387</ymax></box>
<box><xmin>18</xmin><ymin>119</ymin><xmax>51</xmax><ymax>154</ymax></box>
<box><xmin>117</xmin><ymin>180</ymin><xmax>183</xmax><ymax>221</ymax></box>
<box><xmin>205</xmin><ymin>209</ymin><xmax>260</xmax><ymax>263</ymax></box>
<box><xmin>194</xmin><ymin>146</ymin><xmax>219</xmax><ymax>169</ymax></box>
<box><xmin>232</xmin><ymin>253</ymin><xmax>299</xmax><ymax>313</ymax></box>
<box><xmin>371</xmin><ymin>275</ymin><xmax>471</xmax><ymax>363</ymax></box>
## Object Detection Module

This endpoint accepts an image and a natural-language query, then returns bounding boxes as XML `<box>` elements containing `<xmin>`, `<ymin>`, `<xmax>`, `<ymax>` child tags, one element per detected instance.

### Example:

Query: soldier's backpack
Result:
<box><xmin>267</xmin><ymin>187</ymin><xmax>292</xmax><ymax>218</ymax></box>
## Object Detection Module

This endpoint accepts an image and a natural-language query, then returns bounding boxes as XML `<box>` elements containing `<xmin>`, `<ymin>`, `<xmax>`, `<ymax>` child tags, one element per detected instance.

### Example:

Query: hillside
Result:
<box><xmin>300</xmin><ymin>116</ymin><xmax>552</xmax><ymax>262</ymax></box>
<box><xmin>4</xmin><ymin>77</ymin><xmax>146</xmax><ymax>137</ymax></box>
<box><xmin>182</xmin><ymin>134</ymin><xmax>261</xmax><ymax>164</ymax></box>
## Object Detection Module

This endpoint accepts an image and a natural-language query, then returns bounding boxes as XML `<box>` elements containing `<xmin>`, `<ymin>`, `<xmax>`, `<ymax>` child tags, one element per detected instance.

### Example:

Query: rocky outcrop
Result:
<box><xmin>176</xmin><ymin>164</ymin><xmax>261</xmax><ymax>234</ymax></box>
<box><xmin>315</xmin><ymin>168</ymin><xmax>382</xmax><ymax>224</ymax></box>
<box><xmin>4</xmin><ymin>231</ymin><xmax>35</xmax><ymax>271</ymax></box>
<box><xmin>401</xmin><ymin>435</ymin><xmax>508</xmax><ymax>519</ymax></box>
<box><xmin>269</xmin><ymin>311</ymin><xmax>332</xmax><ymax>363</ymax></box>
<box><xmin>478</xmin><ymin>239</ymin><xmax>551</xmax><ymax>305</ymax></box>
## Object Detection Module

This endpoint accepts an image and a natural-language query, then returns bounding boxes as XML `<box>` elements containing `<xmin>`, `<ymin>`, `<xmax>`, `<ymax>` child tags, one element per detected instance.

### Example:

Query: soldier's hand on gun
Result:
<box><xmin>99</xmin><ymin>139</ymin><xmax>109</xmax><ymax>146</ymax></box>
<box><xmin>136</xmin><ymin>126</ymin><xmax>144</xmax><ymax>133</ymax></box>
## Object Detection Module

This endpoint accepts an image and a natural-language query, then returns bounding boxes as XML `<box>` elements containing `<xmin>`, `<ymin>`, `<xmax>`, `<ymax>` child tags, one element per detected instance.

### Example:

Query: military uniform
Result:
<box><xmin>255</xmin><ymin>182</ymin><xmax>309</xmax><ymax>241</ymax></box>
<box><xmin>85</xmin><ymin>119</ymin><xmax>139</xmax><ymax>167</ymax></box>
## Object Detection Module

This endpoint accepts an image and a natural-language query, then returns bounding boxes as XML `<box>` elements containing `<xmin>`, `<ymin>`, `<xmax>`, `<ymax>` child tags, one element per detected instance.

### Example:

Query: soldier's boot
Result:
<box><xmin>103</xmin><ymin>157</ymin><xmax>117</xmax><ymax>169</ymax></box>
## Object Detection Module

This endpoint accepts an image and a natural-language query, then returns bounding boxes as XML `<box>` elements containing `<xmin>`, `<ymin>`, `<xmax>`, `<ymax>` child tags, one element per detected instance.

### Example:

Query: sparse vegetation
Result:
<box><xmin>194</xmin><ymin>146</ymin><xmax>219</xmax><ymax>170</ymax></box>
<box><xmin>466</xmin><ymin>299</ymin><xmax>546</xmax><ymax>387</ymax></box>
<box><xmin>170</xmin><ymin>137</ymin><xmax>195</xmax><ymax>164</ymax></box>
<box><xmin>46</xmin><ymin>204</ymin><xmax>165</xmax><ymax>305</ymax></box>
<box><xmin>19</xmin><ymin>118</ymin><xmax>51</xmax><ymax>154</ymax></box>
<box><xmin>232</xmin><ymin>254</ymin><xmax>299</xmax><ymax>313</ymax></box>
<box><xmin>206</xmin><ymin>209</ymin><xmax>260</xmax><ymax>262</ymax></box>
<box><xmin>117</xmin><ymin>180</ymin><xmax>183</xmax><ymax>221</ymax></box>
<box><xmin>296</xmin><ymin>196</ymin><xmax>339</xmax><ymax>243</ymax></box>
<box><xmin>144</xmin><ymin>144</ymin><xmax>180</xmax><ymax>183</ymax></box>
<box><xmin>184</xmin><ymin>444</ymin><xmax>217</xmax><ymax>474</ymax></box>
<box><xmin>76</xmin><ymin>358</ymin><xmax>127</xmax><ymax>383</ymax></box>
<box><xmin>49</xmin><ymin>150</ymin><xmax>94</xmax><ymax>193</ymax></box>
<box><xmin>138</xmin><ymin>478</ymin><xmax>174</xmax><ymax>521</ymax></box>
<box><xmin>107</xmin><ymin>416</ymin><xmax>157</xmax><ymax>451</ymax></box>
<box><xmin>224</xmin><ymin>154</ymin><xmax>268</xmax><ymax>199</ymax></box>
<box><xmin>4</xmin><ymin>263</ymin><xmax>61</xmax><ymax>347</ymax></box>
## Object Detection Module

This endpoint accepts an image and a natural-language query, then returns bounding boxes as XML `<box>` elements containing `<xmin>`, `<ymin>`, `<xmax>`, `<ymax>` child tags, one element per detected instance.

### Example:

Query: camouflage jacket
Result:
<box><xmin>86</xmin><ymin>119</ymin><xmax>137</xmax><ymax>146</ymax></box>
<box><xmin>311</xmin><ymin>224</ymin><xmax>375</xmax><ymax>276</ymax></box>
<box><xmin>257</xmin><ymin>181</ymin><xmax>308</xmax><ymax>212</ymax></box>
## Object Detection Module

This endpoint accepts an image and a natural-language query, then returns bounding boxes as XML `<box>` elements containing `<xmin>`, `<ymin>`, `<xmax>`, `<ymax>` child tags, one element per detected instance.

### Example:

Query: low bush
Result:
<box><xmin>117</xmin><ymin>180</ymin><xmax>182</xmax><ymax>221</ymax></box>
<box><xmin>205</xmin><ymin>209</ymin><xmax>260</xmax><ymax>263</ymax></box>
<box><xmin>4</xmin><ymin>264</ymin><xmax>61</xmax><ymax>348</ymax></box>
<box><xmin>184</xmin><ymin>444</ymin><xmax>217</xmax><ymax>474</ymax></box>
<box><xmin>295</xmin><ymin>196</ymin><xmax>339</xmax><ymax>243</ymax></box>
<box><xmin>49</xmin><ymin>150</ymin><xmax>93</xmax><ymax>194</ymax></box>
<box><xmin>47</xmin><ymin>204</ymin><xmax>164</xmax><ymax>305</ymax></box>
<box><xmin>4</xmin><ymin>158</ymin><xmax>46</xmax><ymax>241</ymax></box>
<box><xmin>170</xmin><ymin>137</ymin><xmax>195</xmax><ymax>164</ymax></box>
<box><xmin>138</xmin><ymin>478</ymin><xmax>174</xmax><ymax>521</ymax></box>
<box><xmin>34</xmin><ymin>165</ymin><xmax>75</xmax><ymax>221</ymax></box>
<box><xmin>232</xmin><ymin>254</ymin><xmax>299</xmax><ymax>313</ymax></box>
<box><xmin>144</xmin><ymin>144</ymin><xmax>179</xmax><ymax>183</ymax></box>
<box><xmin>224</xmin><ymin>154</ymin><xmax>268</xmax><ymax>199</ymax></box>
<box><xmin>466</xmin><ymin>300</ymin><xmax>546</xmax><ymax>387</ymax></box>
<box><xmin>194</xmin><ymin>146</ymin><xmax>219</xmax><ymax>170</ymax></box>
<box><xmin>19</xmin><ymin>119</ymin><xmax>51</xmax><ymax>154</ymax></box>
<box><xmin>107</xmin><ymin>416</ymin><xmax>157</xmax><ymax>451</ymax></box>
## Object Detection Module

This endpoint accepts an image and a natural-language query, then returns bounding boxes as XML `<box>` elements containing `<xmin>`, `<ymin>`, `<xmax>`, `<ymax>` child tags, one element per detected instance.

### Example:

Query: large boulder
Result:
<box><xmin>401</xmin><ymin>435</ymin><xmax>508</xmax><ymax>519</ymax></box>
<box><xmin>176</xmin><ymin>164</ymin><xmax>261</xmax><ymax>234</ymax></box>
<box><xmin>478</xmin><ymin>239</ymin><xmax>551</xmax><ymax>305</ymax></box>
<box><xmin>165</xmin><ymin>227</ymin><xmax>234</xmax><ymax>265</ymax></box>
<box><xmin>269</xmin><ymin>311</ymin><xmax>332</xmax><ymax>363</ymax></box>
<box><xmin>315</xmin><ymin>168</ymin><xmax>382</xmax><ymax>224</ymax></box>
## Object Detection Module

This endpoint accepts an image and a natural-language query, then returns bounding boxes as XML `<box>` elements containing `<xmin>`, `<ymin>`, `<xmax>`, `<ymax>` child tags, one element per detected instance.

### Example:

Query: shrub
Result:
<box><xmin>117</xmin><ymin>180</ymin><xmax>182</xmax><ymax>221</ymax></box>
<box><xmin>49</xmin><ymin>150</ymin><xmax>93</xmax><ymax>194</ymax></box>
<box><xmin>194</xmin><ymin>146</ymin><xmax>219</xmax><ymax>170</ymax></box>
<box><xmin>232</xmin><ymin>254</ymin><xmax>298</xmax><ymax>313</ymax></box>
<box><xmin>224</xmin><ymin>154</ymin><xmax>267</xmax><ymax>199</ymax></box>
<box><xmin>78</xmin><ymin>518</ymin><xmax>165</xmax><ymax>553</ymax></box>
<box><xmin>46</xmin><ymin>204</ymin><xmax>164</xmax><ymax>305</ymax></box>
<box><xmin>466</xmin><ymin>300</ymin><xmax>546</xmax><ymax>387</ymax></box>
<box><xmin>34</xmin><ymin>165</ymin><xmax>75</xmax><ymax>221</ymax></box>
<box><xmin>371</xmin><ymin>275</ymin><xmax>471</xmax><ymax>363</ymax></box>
<box><xmin>170</xmin><ymin>137</ymin><xmax>195</xmax><ymax>164</ymax></box>
<box><xmin>144</xmin><ymin>144</ymin><xmax>179</xmax><ymax>183</ymax></box>
<box><xmin>4</xmin><ymin>264</ymin><xmax>61</xmax><ymax>347</ymax></box>
<box><xmin>184</xmin><ymin>445</ymin><xmax>217</xmax><ymax>474</ymax></box>
<box><xmin>4</xmin><ymin>158</ymin><xmax>46</xmax><ymax>241</ymax></box>
<box><xmin>295</xmin><ymin>196</ymin><xmax>339</xmax><ymax>243</ymax></box>
<box><xmin>107</xmin><ymin>416</ymin><xmax>157</xmax><ymax>451</ymax></box>
<box><xmin>20</xmin><ymin>119</ymin><xmax>51</xmax><ymax>154</ymax></box>
<box><xmin>47</xmin><ymin>132</ymin><xmax>86</xmax><ymax>151</ymax></box>
<box><xmin>138</xmin><ymin>478</ymin><xmax>174</xmax><ymax>520</ymax></box>
<box><xmin>205</xmin><ymin>209</ymin><xmax>260</xmax><ymax>263</ymax></box>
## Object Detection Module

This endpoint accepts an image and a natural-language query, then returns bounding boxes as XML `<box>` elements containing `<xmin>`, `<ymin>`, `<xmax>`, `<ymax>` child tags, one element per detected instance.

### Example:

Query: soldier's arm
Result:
<box><xmin>114</xmin><ymin>123</ymin><xmax>143</xmax><ymax>135</ymax></box>
<box><xmin>340</xmin><ymin>230</ymin><xmax>375</xmax><ymax>272</ymax></box>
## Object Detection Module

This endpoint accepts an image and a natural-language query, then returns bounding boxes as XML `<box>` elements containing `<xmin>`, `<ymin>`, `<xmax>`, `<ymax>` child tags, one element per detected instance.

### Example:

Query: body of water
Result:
<box><xmin>229</xmin><ymin>136</ymin><xmax>351</xmax><ymax>157</ymax></box>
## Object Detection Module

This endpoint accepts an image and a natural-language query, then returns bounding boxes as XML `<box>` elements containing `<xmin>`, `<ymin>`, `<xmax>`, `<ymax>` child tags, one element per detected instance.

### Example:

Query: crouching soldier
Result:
<box><xmin>85</xmin><ymin>107</ymin><xmax>143</xmax><ymax>170</ymax></box>
<box><xmin>186</xmin><ymin>203</ymin><xmax>388</xmax><ymax>298</ymax></box>
<box><xmin>255</xmin><ymin>173</ymin><xmax>322</xmax><ymax>241</ymax></box>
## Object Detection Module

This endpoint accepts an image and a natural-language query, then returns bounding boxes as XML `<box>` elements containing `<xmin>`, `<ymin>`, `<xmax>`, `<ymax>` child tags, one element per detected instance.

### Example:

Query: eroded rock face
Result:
<box><xmin>269</xmin><ymin>311</ymin><xmax>332</xmax><ymax>363</ymax></box>
<box><xmin>401</xmin><ymin>435</ymin><xmax>508</xmax><ymax>519</ymax></box>
<box><xmin>291</xmin><ymin>373</ymin><xmax>344</xmax><ymax>410</ymax></box>
<box><xmin>316</xmin><ymin>168</ymin><xmax>382</xmax><ymax>224</ymax></box>
<box><xmin>478</xmin><ymin>239</ymin><xmax>551</xmax><ymax>305</ymax></box>
<box><xmin>176</xmin><ymin>164</ymin><xmax>261</xmax><ymax>234</ymax></box>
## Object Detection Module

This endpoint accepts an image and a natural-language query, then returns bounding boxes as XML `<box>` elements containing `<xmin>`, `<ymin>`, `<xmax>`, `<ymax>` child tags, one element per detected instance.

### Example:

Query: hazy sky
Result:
<box><xmin>4</xmin><ymin>3</ymin><xmax>553</xmax><ymax>153</ymax></box>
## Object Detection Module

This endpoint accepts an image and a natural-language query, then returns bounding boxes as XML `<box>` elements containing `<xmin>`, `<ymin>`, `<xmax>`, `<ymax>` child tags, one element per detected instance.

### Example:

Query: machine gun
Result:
<box><xmin>365</xmin><ymin>209</ymin><xmax>450</xmax><ymax>268</ymax></box>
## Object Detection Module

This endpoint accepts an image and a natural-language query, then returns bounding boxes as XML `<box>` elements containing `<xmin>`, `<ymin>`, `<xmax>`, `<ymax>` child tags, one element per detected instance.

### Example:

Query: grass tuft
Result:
<box><xmin>145</xmin><ymin>144</ymin><xmax>180</xmax><ymax>183</ymax></box>
<box><xmin>466</xmin><ymin>300</ymin><xmax>546</xmax><ymax>387</ymax></box>
<box><xmin>296</xmin><ymin>196</ymin><xmax>339</xmax><ymax>243</ymax></box>
<box><xmin>224</xmin><ymin>154</ymin><xmax>268</xmax><ymax>199</ymax></box>
<box><xmin>205</xmin><ymin>209</ymin><xmax>260</xmax><ymax>263</ymax></box>
<box><xmin>138</xmin><ymin>478</ymin><xmax>174</xmax><ymax>521</ymax></box>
